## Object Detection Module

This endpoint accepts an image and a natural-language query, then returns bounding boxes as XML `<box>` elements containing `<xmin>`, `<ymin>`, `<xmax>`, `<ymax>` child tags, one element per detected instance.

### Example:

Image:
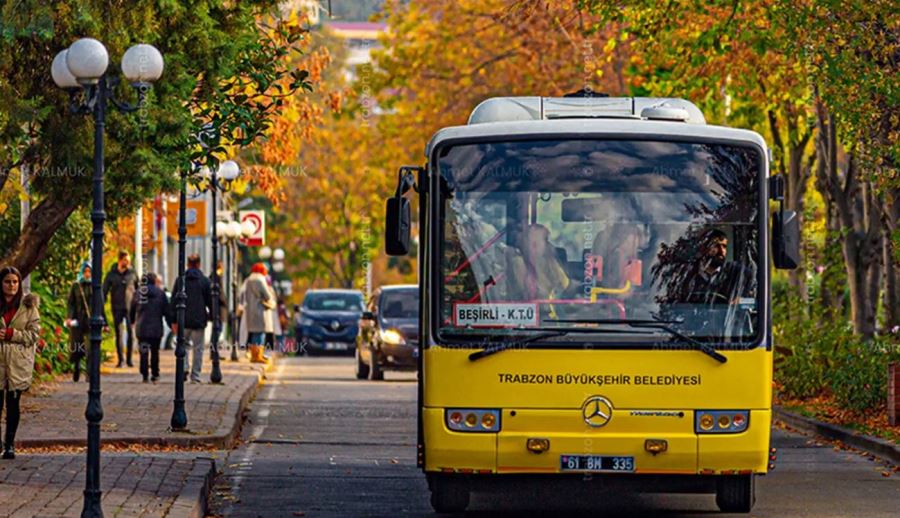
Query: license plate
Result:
<box><xmin>325</xmin><ymin>342</ymin><xmax>347</xmax><ymax>350</ymax></box>
<box><xmin>560</xmin><ymin>455</ymin><xmax>634</xmax><ymax>472</ymax></box>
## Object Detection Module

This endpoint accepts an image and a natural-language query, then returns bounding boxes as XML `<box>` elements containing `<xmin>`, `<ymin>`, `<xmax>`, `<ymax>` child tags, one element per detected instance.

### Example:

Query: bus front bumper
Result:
<box><xmin>422</xmin><ymin>408</ymin><xmax>771</xmax><ymax>476</ymax></box>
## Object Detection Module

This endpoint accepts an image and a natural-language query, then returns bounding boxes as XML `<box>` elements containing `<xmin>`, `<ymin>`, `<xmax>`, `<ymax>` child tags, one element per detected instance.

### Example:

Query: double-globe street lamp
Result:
<box><xmin>170</xmin><ymin>156</ymin><xmax>240</xmax><ymax>431</ymax></box>
<box><xmin>52</xmin><ymin>37</ymin><xmax>163</xmax><ymax>518</ymax></box>
<box><xmin>218</xmin><ymin>219</ymin><xmax>254</xmax><ymax>361</ymax></box>
<box><xmin>201</xmin><ymin>160</ymin><xmax>241</xmax><ymax>383</ymax></box>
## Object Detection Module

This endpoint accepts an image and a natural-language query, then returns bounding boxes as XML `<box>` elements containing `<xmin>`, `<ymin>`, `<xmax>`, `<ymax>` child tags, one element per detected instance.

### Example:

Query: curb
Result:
<box><xmin>217</xmin><ymin>356</ymin><xmax>275</xmax><ymax>449</ymax></box>
<box><xmin>167</xmin><ymin>457</ymin><xmax>217</xmax><ymax>518</ymax></box>
<box><xmin>774</xmin><ymin>406</ymin><xmax>900</xmax><ymax>465</ymax></box>
<box><xmin>19</xmin><ymin>357</ymin><xmax>275</xmax><ymax>450</ymax></box>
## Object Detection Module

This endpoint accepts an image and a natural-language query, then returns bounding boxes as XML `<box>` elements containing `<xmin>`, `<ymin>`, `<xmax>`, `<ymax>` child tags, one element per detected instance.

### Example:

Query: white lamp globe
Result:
<box><xmin>273</xmin><ymin>248</ymin><xmax>285</xmax><ymax>261</ymax></box>
<box><xmin>259</xmin><ymin>246</ymin><xmax>272</xmax><ymax>260</ymax></box>
<box><xmin>273</xmin><ymin>261</ymin><xmax>285</xmax><ymax>273</ymax></box>
<box><xmin>240</xmin><ymin>220</ymin><xmax>255</xmax><ymax>237</ymax></box>
<box><xmin>121</xmin><ymin>43</ymin><xmax>164</xmax><ymax>84</ymax></box>
<box><xmin>218</xmin><ymin>160</ymin><xmax>240</xmax><ymax>181</ymax></box>
<box><xmin>52</xmin><ymin>50</ymin><xmax>80</xmax><ymax>89</ymax></box>
<box><xmin>198</xmin><ymin>166</ymin><xmax>211</xmax><ymax>179</ymax></box>
<box><xmin>65</xmin><ymin>38</ymin><xmax>109</xmax><ymax>84</ymax></box>
<box><xmin>227</xmin><ymin>221</ymin><xmax>242</xmax><ymax>238</ymax></box>
<box><xmin>215</xmin><ymin>221</ymin><xmax>228</xmax><ymax>237</ymax></box>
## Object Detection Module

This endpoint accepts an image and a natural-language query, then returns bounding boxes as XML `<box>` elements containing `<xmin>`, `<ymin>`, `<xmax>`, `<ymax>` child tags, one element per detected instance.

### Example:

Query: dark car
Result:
<box><xmin>296</xmin><ymin>289</ymin><xmax>365</xmax><ymax>355</ymax></box>
<box><xmin>356</xmin><ymin>285</ymin><xmax>419</xmax><ymax>380</ymax></box>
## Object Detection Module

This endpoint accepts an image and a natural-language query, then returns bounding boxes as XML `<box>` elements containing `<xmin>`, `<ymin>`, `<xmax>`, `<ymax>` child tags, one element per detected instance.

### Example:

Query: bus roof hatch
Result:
<box><xmin>467</xmin><ymin>96</ymin><xmax>706</xmax><ymax>125</ymax></box>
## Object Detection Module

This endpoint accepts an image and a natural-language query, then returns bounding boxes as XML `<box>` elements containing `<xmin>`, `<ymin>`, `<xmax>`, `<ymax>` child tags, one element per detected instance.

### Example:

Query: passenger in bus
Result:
<box><xmin>591</xmin><ymin>223</ymin><xmax>646</xmax><ymax>294</ymax></box>
<box><xmin>506</xmin><ymin>223</ymin><xmax>569</xmax><ymax>301</ymax></box>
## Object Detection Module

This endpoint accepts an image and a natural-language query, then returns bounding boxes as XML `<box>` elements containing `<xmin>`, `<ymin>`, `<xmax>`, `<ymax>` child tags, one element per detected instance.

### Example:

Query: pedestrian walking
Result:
<box><xmin>173</xmin><ymin>254</ymin><xmax>212</xmax><ymax>383</ymax></box>
<box><xmin>65</xmin><ymin>261</ymin><xmax>93</xmax><ymax>382</ymax></box>
<box><xmin>239</xmin><ymin>263</ymin><xmax>275</xmax><ymax>363</ymax></box>
<box><xmin>102</xmin><ymin>251</ymin><xmax>137</xmax><ymax>368</ymax></box>
<box><xmin>215</xmin><ymin>260</ymin><xmax>229</xmax><ymax>345</ymax></box>
<box><xmin>130</xmin><ymin>273</ymin><xmax>172</xmax><ymax>383</ymax></box>
<box><xmin>157</xmin><ymin>275</ymin><xmax>174</xmax><ymax>350</ymax></box>
<box><xmin>0</xmin><ymin>266</ymin><xmax>41</xmax><ymax>460</ymax></box>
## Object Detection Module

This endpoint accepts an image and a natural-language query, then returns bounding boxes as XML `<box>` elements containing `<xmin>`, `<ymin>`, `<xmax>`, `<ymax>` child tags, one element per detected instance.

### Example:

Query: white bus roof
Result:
<box><xmin>424</xmin><ymin>96</ymin><xmax>767</xmax><ymax>159</ymax></box>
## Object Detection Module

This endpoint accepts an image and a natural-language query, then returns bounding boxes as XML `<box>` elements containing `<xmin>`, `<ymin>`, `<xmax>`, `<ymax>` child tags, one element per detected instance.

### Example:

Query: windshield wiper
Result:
<box><xmin>465</xmin><ymin>330</ymin><xmax>569</xmax><ymax>361</ymax></box>
<box><xmin>457</xmin><ymin>327</ymin><xmax>651</xmax><ymax>362</ymax></box>
<box><xmin>554</xmin><ymin>318</ymin><xmax>727</xmax><ymax>364</ymax></box>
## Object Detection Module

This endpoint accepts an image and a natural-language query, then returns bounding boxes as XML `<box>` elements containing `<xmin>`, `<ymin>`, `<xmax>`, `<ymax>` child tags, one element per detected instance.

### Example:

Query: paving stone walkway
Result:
<box><xmin>1</xmin><ymin>347</ymin><xmax>275</xmax><ymax>516</ymax></box>
<box><xmin>18</xmin><ymin>349</ymin><xmax>269</xmax><ymax>448</ymax></box>
<box><xmin>0</xmin><ymin>454</ymin><xmax>215</xmax><ymax>518</ymax></box>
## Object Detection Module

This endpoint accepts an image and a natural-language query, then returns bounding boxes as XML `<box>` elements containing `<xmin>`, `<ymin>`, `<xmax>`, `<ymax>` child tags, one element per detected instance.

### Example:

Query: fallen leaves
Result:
<box><xmin>777</xmin><ymin>394</ymin><xmax>900</xmax><ymax>444</ymax></box>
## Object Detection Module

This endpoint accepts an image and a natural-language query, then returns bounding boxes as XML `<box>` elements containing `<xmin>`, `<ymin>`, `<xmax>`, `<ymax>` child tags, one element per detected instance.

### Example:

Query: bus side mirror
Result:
<box><xmin>385</xmin><ymin>197</ymin><xmax>410</xmax><ymax>256</ymax></box>
<box><xmin>385</xmin><ymin>166</ymin><xmax>421</xmax><ymax>256</ymax></box>
<box><xmin>772</xmin><ymin>210</ymin><xmax>800</xmax><ymax>269</ymax></box>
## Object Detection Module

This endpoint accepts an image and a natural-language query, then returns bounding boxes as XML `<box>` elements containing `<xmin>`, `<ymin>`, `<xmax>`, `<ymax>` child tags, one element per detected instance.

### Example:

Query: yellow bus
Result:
<box><xmin>384</xmin><ymin>95</ymin><xmax>799</xmax><ymax>514</ymax></box>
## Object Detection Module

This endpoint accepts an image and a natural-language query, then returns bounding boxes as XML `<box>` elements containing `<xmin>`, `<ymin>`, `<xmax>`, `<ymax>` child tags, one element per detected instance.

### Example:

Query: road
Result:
<box><xmin>209</xmin><ymin>357</ymin><xmax>899</xmax><ymax>517</ymax></box>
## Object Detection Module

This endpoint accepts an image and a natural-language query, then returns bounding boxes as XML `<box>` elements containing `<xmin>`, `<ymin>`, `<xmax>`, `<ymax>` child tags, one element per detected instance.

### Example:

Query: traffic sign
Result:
<box><xmin>239</xmin><ymin>210</ymin><xmax>265</xmax><ymax>246</ymax></box>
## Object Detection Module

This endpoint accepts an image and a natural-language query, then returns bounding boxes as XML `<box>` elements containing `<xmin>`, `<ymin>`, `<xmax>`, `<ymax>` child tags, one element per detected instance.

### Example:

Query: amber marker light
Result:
<box><xmin>644</xmin><ymin>439</ymin><xmax>668</xmax><ymax>455</ymax></box>
<box><xmin>718</xmin><ymin>414</ymin><xmax>731</xmax><ymax>429</ymax></box>
<box><xmin>526</xmin><ymin>438</ymin><xmax>550</xmax><ymax>453</ymax></box>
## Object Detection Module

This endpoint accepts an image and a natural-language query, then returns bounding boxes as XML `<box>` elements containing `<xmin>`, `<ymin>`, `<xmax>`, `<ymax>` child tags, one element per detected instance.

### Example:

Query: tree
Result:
<box><xmin>580</xmin><ymin>0</ymin><xmax>817</xmax><ymax>306</ymax></box>
<box><xmin>0</xmin><ymin>1</ymin><xmax>315</xmax><ymax>277</ymax></box>
<box><xmin>780</xmin><ymin>0</ymin><xmax>899</xmax><ymax>336</ymax></box>
<box><xmin>372</xmin><ymin>0</ymin><xmax>631</xmax><ymax>169</ymax></box>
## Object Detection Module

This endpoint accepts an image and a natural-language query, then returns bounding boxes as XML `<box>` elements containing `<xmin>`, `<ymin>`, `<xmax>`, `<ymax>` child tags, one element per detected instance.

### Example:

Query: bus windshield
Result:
<box><xmin>436</xmin><ymin>139</ymin><xmax>762</xmax><ymax>346</ymax></box>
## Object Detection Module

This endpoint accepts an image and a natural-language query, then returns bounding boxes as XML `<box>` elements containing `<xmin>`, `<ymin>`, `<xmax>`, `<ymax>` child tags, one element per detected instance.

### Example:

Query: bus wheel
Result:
<box><xmin>430</xmin><ymin>477</ymin><xmax>469</xmax><ymax>514</ymax></box>
<box><xmin>715</xmin><ymin>475</ymin><xmax>755</xmax><ymax>513</ymax></box>
<box><xmin>355</xmin><ymin>347</ymin><xmax>369</xmax><ymax>379</ymax></box>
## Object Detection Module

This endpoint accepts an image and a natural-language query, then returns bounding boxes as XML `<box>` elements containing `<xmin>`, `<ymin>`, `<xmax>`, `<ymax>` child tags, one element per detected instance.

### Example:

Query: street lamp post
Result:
<box><xmin>222</xmin><ymin>220</ymin><xmax>252</xmax><ymax>360</ymax></box>
<box><xmin>205</xmin><ymin>160</ymin><xmax>240</xmax><ymax>383</ymax></box>
<box><xmin>53</xmin><ymin>37</ymin><xmax>163</xmax><ymax>518</ymax></box>
<box><xmin>171</xmin><ymin>165</ymin><xmax>190</xmax><ymax>432</ymax></box>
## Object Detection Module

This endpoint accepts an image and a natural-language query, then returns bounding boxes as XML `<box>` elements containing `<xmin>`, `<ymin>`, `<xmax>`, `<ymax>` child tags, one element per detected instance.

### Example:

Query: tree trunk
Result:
<box><xmin>882</xmin><ymin>227</ymin><xmax>898</xmax><ymax>330</ymax></box>
<box><xmin>882</xmin><ymin>187</ymin><xmax>900</xmax><ymax>330</ymax></box>
<box><xmin>815</xmin><ymin>97</ymin><xmax>882</xmax><ymax>339</ymax></box>
<box><xmin>818</xmin><ymin>197</ymin><xmax>844</xmax><ymax>313</ymax></box>
<box><xmin>768</xmin><ymin>108</ymin><xmax>813</xmax><ymax>305</ymax></box>
<box><xmin>0</xmin><ymin>193</ymin><xmax>79</xmax><ymax>278</ymax></box>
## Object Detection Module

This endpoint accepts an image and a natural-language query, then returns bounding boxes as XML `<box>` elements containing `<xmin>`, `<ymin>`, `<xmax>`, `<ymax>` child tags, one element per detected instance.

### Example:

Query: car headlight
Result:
<box><xmin>300</xmin><ymin>317</ymin><xmax>314</xmax><ymax>326</ymax></box>
<box><xmin>380</xmin><ymin>328</ymin><xmax>406</xmax><ymax>345</ymax></box>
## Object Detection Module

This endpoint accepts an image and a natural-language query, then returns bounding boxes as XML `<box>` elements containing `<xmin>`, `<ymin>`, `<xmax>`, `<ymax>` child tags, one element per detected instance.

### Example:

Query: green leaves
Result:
<box><xmin>190</xmin><ymin>7</ymin><xmax>313</xmax><ymax>170</ymax></box>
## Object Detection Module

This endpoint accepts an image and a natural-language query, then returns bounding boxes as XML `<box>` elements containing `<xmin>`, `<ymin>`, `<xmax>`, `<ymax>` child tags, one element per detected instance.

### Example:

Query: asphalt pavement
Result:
<box><xmin>209</xmin><ymin>356</ymin><xmax>900</xmax><ymax>517</ymax></box>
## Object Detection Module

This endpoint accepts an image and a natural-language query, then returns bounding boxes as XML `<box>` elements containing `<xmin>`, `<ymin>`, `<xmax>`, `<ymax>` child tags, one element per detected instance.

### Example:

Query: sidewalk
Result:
<box><xmin>0</xmin><ymin>454</ymin><xmax>215</xmax><ymax>518</ymax></box>
<box><xmin>0</xmin><ymin>349</ymin><xmax>274</xmax><ymax>517</ymax></box>
<box><xmin>19</xmin><ymin>348</ymin><xmax>270</xmax><ymax>448</ymax></box>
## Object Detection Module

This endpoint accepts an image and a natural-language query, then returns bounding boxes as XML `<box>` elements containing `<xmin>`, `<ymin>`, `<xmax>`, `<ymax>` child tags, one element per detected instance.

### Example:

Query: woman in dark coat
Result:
<box><xmin>129</xmin><ymin>273</ymin><xmax>172</xmax><ymax>383</ymax></box>
<box><xmin>66</xmin><ymin>261</ymin><xmax>92</xmax><ymax>382</ymax></box>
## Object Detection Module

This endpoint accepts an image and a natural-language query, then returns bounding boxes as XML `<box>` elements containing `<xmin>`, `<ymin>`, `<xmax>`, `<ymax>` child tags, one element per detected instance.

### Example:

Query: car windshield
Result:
<box><xmin>381</xmin><ymin>290</ymin><xmax>419</xmax><ymax>319</ymax></box>
<box><xmin>437</xmin><ymin>139</ymin><xmax>761</xmax><ymax>345</ymax></box>
<box><xmin>304</xmin><ymin>292</ymin><xmax>364</xmax><ymax>311</ymax></box>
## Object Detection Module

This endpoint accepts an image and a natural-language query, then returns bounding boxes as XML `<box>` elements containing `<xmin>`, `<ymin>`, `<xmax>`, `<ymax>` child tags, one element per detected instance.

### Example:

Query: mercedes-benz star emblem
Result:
<box><xmin>330</xmin><ymin>320</ymin><xmax>340</xmax><ymax>331</ymax></box>
<box><xmin>582</xmin><ymin>396</ymin><xmax>613</xmax><ymax>428</ymax></box>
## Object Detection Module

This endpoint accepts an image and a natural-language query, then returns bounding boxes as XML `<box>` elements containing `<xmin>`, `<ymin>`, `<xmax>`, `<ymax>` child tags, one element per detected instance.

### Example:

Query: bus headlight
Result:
<box><xmin>446</xmin><ymin>409</ymin><xmax>501</xmax><ymax>432</ymax></box>
<box><xmin>695</xmin><ymin>410</ymin><xmax>749</xmax><ymax>434</ymax></box>
<box><xmin>380</xmin><ymin>328</ymin><xmax>406</xmax><ymax>345</ymax></box>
